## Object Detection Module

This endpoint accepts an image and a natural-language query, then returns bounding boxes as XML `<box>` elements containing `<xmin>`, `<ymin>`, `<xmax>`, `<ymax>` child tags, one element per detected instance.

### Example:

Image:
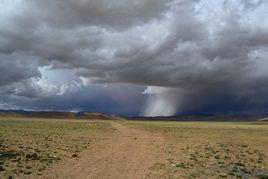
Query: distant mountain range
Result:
<box><xmin>0</xmin><ymin>109</ymin><xmax>268</xmax><ymax>122</ymax></box>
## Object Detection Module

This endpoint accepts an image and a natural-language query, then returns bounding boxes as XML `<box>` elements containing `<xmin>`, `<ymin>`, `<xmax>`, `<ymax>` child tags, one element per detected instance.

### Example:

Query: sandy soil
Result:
<box><xmin>44</xmin><ymin>122</ymin><xmax>165</xmax><ymax>179</ymax></box>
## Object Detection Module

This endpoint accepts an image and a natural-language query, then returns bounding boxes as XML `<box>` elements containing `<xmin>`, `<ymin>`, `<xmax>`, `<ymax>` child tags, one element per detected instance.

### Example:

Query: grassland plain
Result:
<box><xmin>122</xmin><ymin>121</ymin><xmax>268</xmax><ymax>178</ymax></box>
<box><xmin>0</xmin><ymin>118</ymin><xmax>268</xmax><ymax>179</ymax></box>
<box><xmin>0</xmin><ymin>118</ymin><xmax>115</xmax><ymax>179</ymax></box>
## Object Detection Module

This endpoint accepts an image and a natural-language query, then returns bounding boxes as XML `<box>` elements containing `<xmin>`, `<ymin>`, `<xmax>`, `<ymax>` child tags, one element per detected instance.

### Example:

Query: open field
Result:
<box><xmin>122</xmin><ymin>121</ymin><xmax>268</xmax><ymax>178</ymax></box>
<box><xmin>0</xmin><ymin>118</ymin><xmax>268</xmax><ymax>178</ymax></box>
<box><xmin>0</xmin><ymin>118</ymin><xmax>115</xmax><ymax>178</ymax></box>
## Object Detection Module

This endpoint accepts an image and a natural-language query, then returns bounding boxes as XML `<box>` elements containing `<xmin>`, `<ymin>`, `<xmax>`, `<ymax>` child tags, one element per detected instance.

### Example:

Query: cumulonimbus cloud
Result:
<box><xmin>0</xmin><ymin>0</ymin><xmax>268</xmax><ymax>116</ymax></box>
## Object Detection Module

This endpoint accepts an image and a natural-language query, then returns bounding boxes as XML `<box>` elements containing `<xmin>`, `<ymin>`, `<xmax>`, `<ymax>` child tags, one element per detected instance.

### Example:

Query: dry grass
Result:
<box><xmin>0</xmin><ymin>118</ymin><xmax>115</xmax><ymax>178</ymax></box>
<box><xmin>123</xmin><ymin>121</ymin><xmax>268</xmax><ymax>178</ymax></box>
<box><xmin>1</xmin><ymin>118</ymin><xmax>267</xmax><ymax>178</ymax></box>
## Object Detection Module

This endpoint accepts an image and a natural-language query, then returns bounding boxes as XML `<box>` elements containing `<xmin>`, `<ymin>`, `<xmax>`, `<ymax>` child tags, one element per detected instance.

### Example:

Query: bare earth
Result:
<box><xmin>44</xmin><ymin>122</ymin><xmax>165</xmax><ymax>179</ymax></box>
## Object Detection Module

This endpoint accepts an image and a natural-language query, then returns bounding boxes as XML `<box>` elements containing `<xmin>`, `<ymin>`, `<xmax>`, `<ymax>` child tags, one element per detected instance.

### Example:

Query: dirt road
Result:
<box><xmin>45</xmin><ymin>122</ymin><xmax>165</xmax><ymax>179</ymax></box>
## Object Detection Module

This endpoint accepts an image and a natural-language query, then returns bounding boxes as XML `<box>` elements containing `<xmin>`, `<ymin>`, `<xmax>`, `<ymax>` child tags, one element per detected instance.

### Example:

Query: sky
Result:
<box><xmin>0</xmin><ymin>0</ymin><xmax>268</xmax><ymax>116</ymax></box>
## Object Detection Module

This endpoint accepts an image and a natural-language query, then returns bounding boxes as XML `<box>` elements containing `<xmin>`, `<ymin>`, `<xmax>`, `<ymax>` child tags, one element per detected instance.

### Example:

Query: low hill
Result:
<box><xmin>129</xmin><ymin>114</ymin><xmax>268</xmax><ymax>122</ymax></box>
<box><xmin>0</xmin><ymin>110</ymin><xmax>122</xmax><ymax>120</ymax></box>
<box><xmin>0</xmin><ymin>110</ymin><xmax>268</xmax><ymax>122</ymax></box>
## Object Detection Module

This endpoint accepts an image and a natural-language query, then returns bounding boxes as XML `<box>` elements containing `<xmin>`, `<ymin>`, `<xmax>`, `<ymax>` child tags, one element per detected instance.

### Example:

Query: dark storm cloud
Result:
<box><xmin>31</xmin><ymin>0</ymin><xmax>170</xmax><ymax>29</ymax></box>
<box><xmin>0</xmin><ymin>0</ymin><xmax>268</xmax><ymax>115</ymax></box>
<box><xmin>0</xmin><ymin>52</ymin><xmax>45</xmax><ymax>98</ymax></box>
<box><xmin>0</xmin><ymin>84</ymin><xmax>145</xmax><ymax>116</ymax></box>
<box><xmin>0</xmin><ymin>53</ymin><xmax>40</xmax><ymax>86</ymax></box>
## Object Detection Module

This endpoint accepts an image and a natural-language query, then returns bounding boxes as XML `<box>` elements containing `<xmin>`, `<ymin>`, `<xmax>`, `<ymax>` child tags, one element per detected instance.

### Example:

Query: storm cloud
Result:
<box><xmin>0</xmin><ymin>0</ymin><xmax>268</xmax><ymax>116</ymax></box>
